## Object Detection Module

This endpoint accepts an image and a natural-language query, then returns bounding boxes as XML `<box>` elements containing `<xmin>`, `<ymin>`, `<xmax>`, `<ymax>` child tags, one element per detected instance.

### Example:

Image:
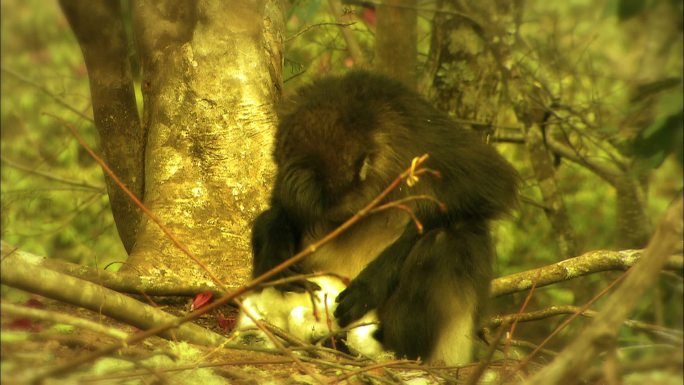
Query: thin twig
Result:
<box><xmin>285</xmin><ymin>22</ymin><xmax>355</xmax><ymax>42</ymax></box>
<box><xmin>44</xmin><ymin>113</ymin><xmax>227</xmax><ymax>291</ymax></box>
<box><xmin>31</xmin><ymin>154</ymin><xmax>432</xmax><ymax>382</ymax></box>
<box><xmin>1</xmin><ymin>303</ymin><xmax>128</xmax><ymax>340</ymax></box>
<box><xmin>509</xmin><ymin>270</ymin><xmax>629</xmax><ymax>378</ymax></box>
<box><xmin>1</xmin><ymin>67</ymin><xmax>94</xmax><ymax>123</ymax></box>
<box><xmin>1</xmin><ymin>156</ymin><xmax>105</xmax><ymax>191</ymax></box>
<box><xmin>501</xmin><ymin>267</ymin><xmax>542</xmax><ymax>373</ymax></box>
<box><xmin>465</xmin><ymin>323</ymin><xmax>507</xmax><ymax>385</ymax></box>
<box><xmin>235</xmin><ymin>298</ymin><xmax>325</xmax><ymax>383</ymax></box>
<box><xmin>328</xmin><ymin>359</ymin><xmax>410</xmax><ymax>384</ymax></box>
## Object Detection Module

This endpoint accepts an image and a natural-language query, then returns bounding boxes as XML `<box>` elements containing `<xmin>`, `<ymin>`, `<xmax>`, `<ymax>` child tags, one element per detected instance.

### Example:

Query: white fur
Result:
<box><xmin>235</xmin><ymin>276</ymin><xmax>387</xmax><ymax>359</ymax></box>
<box><xmin>344</xmin><ymin>310</ymin><xmax>385</xmax><ymax>358</ymax></box>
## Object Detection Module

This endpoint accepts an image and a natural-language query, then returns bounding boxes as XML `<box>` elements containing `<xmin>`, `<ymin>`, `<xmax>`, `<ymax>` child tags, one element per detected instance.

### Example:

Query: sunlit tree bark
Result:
<box><xmin>61</xmin><ymin>0</ymin><xmax>285</xmax><ymax>287</ymax></box>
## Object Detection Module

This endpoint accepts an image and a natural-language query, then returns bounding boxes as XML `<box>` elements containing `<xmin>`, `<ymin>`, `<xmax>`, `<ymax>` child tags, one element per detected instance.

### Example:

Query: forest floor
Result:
<box><xmin>1</xmin><ymin>294</ymin><xmax>483</xmax><ymax>385</ymax></box>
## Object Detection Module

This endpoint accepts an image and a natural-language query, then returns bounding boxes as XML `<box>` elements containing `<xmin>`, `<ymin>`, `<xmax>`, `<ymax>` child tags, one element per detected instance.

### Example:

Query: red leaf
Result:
<box><xmin>217</xmin><ymin>313</ymin><xmax>237</xmax><ymax>332</ymax></box>
<box><xmin>344</xmin><ymin>57</ymin><xmax>355</xmax><ymax>68</ymax></box>
<box><xmin>361</xmin><ymin>8</ymin><xmax>376</xmax><ymax>27</ymax></box>
<box><xmin>191</xmin><ymin>291</ymin><xmax>213</xmax><ymax>311</ymax></box>
<box><xmin>24</xmin><ymin>298</ymin><xmax>44</xmax><ymax>309</ymax></box>
<box><xmin>6</xmin><ymin>318</ymin><xmax>42</xmax><ymax>331</ymax></box>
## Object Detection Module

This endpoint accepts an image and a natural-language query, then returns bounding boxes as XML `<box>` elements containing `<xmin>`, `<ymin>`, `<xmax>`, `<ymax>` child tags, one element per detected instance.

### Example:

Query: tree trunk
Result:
<box><xmin>375</xmin><ymin>0</ymin><xmax>417</xmax><ymax>87</ymax></box>
<box><xmin>59</xmin><ymin>0</ymin><xmax>145</xmax><ymax>254</ymax></box>
<box><xmin>421</xmin><ymin>1</ymin><xmax>503</xmax><ymax>124</ymax></box>
<box><xmin>524</xmin><ymin>123</ymin><xmax>579</xmax><ymax>257</ymax></box>
<box><xmin>615</xmin><ymin>175</ymin><xmax>651</xmax><ymax>248</ymax></box>
<box><xmin>62</xmin><ymin>0</ymin><xmax>285</xmax><ymax>287</ymax></box>
<box><xmin>124</xmin><ymin>1</ymin><xmax>285</xmax><ymax>287</ymax></box>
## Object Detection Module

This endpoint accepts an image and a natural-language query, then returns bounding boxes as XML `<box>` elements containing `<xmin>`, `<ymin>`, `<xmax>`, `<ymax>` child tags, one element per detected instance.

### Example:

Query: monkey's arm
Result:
<box><xmin>334</xmin><ymin>224</ymin><xmax>421</xmax><ymax>326</ymax></box>
<box><xmin>251</xmin><ymin>202</ymin><xmax>317</xmax><ymax>291</ymax></box>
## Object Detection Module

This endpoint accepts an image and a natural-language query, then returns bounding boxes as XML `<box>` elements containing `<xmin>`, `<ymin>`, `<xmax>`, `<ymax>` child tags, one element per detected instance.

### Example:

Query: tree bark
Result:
<box><xmin>120</xmin><ymin>0</ymin><xmax>284</xmax><ymax>287</ymax></box>
<box><xmin>544</xmin><ymin>126</ymin><xmax>652</xmax><ymax>249</ymax></box>
<box><xmin>614</xmin><ymin>175</ymin><xmax>652</xmax><ymax>248</ymax></box>
<box><xmin>59</xmin><ymin>0</ymin><xmax>145</xmax><ymax>254</ymax></box>
<box><xmin>523</xmin><ymin>122</ymin><xmax>579</xmax><ymax>257</ymax></box>
<box><xmin>491</xmin><ymin>249</ymin><xmax>682</xmax><ymax>297</ymax></box>
<box><xmin>375</xmin><ymin>0</ymin><xmax>417</xmax><ymax>87</ymax></box>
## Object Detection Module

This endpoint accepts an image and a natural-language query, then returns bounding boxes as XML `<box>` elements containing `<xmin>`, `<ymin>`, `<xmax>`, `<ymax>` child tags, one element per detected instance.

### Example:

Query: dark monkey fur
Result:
<box><xmin>251</xmin><ymin>71</ymin><xmax>519</xmax><ymax>364</ymax></box>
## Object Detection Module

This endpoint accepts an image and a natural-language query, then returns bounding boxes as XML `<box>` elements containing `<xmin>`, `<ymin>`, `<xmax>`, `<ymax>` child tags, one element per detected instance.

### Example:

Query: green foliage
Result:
<box><xmin>50</xmin><ymin>323</ymin><xmax>75</xmax><ymax>334</ymax></box>
<box><xmin>633</xmin><ymin>88</ymin><xmax>684</xmax><ymax>168</ymax></box>
<box><xmin>615</xmin><ymin>0</ymin><xmax>647</xmax><ymax>20</ymax></box>
<box><xmin>283</xmin><ymin>1</ymin><xmax>397</xmax><ymax>86</ymax></box>
<box><xmin>0</xmin><ymin>331</ymin><xmax>31</xmax><ymax>343</ymax></box>
<box><xmin>1</xmin><ymin>0</ymin><xmax>126</xmax><ymax>268</ymax></box>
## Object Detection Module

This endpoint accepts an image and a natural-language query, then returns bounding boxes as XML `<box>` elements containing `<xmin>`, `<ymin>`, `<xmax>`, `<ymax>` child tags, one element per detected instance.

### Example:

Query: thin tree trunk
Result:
<box><xmin>524</xmin><ymin>123</ymin><xmax>579</xmax><ymax>257</ymax></box>
<box><xmin>59</xmin><ymin>0</ymin><xmax>145</xmax><ymax>254</ymax></box>
<box><xmin>375</xmin><ymin>0</ymin><xmax>417</xmax><ymax>87</ymax></box>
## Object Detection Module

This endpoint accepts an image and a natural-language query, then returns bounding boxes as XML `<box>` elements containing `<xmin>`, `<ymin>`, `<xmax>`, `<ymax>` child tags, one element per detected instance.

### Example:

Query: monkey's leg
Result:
<box><xmin>377</xmin><ymin>223</ymin><xmax>493</xmax><ymax>365</ymax></box>
<box><xmin>334</xmin><ymin>224</ymin><xmax>423</xmax><ymax>326</ymax></box>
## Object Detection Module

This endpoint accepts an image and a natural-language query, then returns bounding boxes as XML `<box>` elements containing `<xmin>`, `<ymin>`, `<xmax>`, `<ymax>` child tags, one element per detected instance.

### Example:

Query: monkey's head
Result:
<box><xmin>272</xmin><ymin>73</ymin><xmax>423</xmax><ymax>223</ymax></box>
<box><xmin>271</xmin><ymin>71</ymin><xmax>518</xmax><ymax>225</ymax></box>
<box><xmin>273</xmin><ymin>90</ymin><xmax>381</xmax><ymax>223</ymax></box>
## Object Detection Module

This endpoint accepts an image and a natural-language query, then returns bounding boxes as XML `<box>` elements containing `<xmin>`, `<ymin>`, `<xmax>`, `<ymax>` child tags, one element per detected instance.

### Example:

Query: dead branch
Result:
<box><xmin>523</xmin><ymin>196</ymin><xmax>683</xmax><ymax>384</ymax></box>
<box><xmin>491</xmin><ymin>249</ymin><xmax>683</xmax><ymax>297</ymax></box>
<box><xmin>0</xmin><ymin>245</ymin><xmax>226</xmax><ymax>349</ymax></box>
<box><xmin>490</xmin><ymin>305</ymin><xmax>683</xmax><ymax>343</ymax></box>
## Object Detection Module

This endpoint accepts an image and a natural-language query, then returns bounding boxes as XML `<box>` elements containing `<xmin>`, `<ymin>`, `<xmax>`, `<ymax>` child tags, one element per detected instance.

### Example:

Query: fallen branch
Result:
<box><xmin>0</xmin><ymin>246</ymin><xmax>226</xmax><ymax>348</ymax></box>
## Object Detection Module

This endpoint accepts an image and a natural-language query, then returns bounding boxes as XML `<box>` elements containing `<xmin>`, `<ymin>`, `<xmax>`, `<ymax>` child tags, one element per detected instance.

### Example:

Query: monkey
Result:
<box><xmin>249</xmin><ymin>70</ymin><xmax>519</xmax><ymax>364</ymax></box>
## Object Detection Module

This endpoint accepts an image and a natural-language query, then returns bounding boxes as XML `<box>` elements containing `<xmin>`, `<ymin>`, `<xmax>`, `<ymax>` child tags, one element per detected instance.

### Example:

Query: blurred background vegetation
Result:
<box><xmin>1</xmin><ymin>0</ymin><xmax>682</xmax><ymax>373</ymax></box>
<box><xmin>1</xmin><ymin>0</ymin><xmax>126</xmax><ymax>268</ymax></box>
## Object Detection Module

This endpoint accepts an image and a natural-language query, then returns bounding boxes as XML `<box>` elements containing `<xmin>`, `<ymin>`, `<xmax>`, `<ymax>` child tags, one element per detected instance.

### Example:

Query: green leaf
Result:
<box><xmin>632</xmin><ymin>89</ymin><xmax>684</xmax><ymax>168</ymax></box>
<box><xmin>51</xmin><ymin>323</ymin><xmax>74</xmax><ymax>334</ymax></box>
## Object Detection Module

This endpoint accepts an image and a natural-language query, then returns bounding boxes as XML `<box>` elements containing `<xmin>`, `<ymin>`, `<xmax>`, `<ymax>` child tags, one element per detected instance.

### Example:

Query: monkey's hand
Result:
<box><xmin>334</xmin><ymin>278</ymin><xmax>382</xmax><ymax>327</ymax></box>
<box><xmin>335</xmin><ymin>224</ymin><xmax>421</xmax><ymax>326</ymax></box>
